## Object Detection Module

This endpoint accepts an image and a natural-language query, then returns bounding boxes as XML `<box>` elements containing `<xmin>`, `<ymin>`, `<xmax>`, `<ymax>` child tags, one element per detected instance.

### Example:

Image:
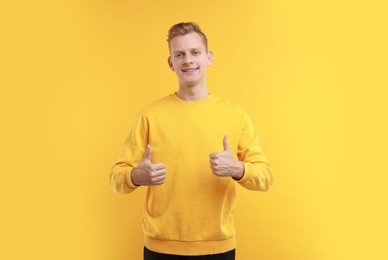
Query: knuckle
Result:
<box><xmin>147</xmin><ymin>171</ymin><xmax>156</xmax><ymax>178</ymax></box>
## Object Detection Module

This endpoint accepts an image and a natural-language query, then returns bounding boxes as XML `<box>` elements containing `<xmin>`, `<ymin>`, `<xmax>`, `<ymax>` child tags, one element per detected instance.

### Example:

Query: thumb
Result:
<box><xmin>223</xmin><ymin>135</ymin><xmax>231</xmax><ymax>152</ymax></box>
<box><xmin>143</xmin><ymin>144</ymin><xmax>152</xmax><ymax>161</ymax></box>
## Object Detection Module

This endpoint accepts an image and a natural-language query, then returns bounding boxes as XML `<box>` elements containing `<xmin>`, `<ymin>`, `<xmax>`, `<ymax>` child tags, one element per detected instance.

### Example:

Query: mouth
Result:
<box><xmin>182</xmin><ymin>67</ymin><xmax>199</xmax><ymax>73</ymax></box>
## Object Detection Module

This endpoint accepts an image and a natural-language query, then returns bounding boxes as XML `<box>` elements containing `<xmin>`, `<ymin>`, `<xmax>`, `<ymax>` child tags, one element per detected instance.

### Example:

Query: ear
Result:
<box><xmin>207</xmin><ymin>51</ymin><xmax>214</xmax><ymax>66</ymax></box>
<box><xmin>168</xmin><ymin>56</ymin><xmax>174</xmax><ymax>71</ymax></box>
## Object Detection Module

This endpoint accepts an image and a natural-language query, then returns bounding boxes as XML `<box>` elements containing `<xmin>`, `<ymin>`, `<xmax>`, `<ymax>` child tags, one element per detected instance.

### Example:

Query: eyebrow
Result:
<box><xmin>172</xmin><ymin>48</ymin><xmax>203</xmax><ymax>54</ymax></box>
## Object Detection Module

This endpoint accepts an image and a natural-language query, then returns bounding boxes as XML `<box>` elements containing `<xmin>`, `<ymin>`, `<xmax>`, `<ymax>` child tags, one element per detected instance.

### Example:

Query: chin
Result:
<box><xmin>179</xmin><ymin>79</ymin><xmax>199</xmax><ymax>87</ymax></box>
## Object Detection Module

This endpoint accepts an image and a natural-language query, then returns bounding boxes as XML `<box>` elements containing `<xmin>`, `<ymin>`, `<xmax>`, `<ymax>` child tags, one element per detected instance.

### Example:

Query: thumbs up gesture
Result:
<box><xmin>209</xmin><ymin>136</ymin><xmax>244</xmax><ymax>180</ymax></box>
<box><xmin>131</xmin><ymin>144</ymin><xmax>167</xmax><ymax>186</ymax></box>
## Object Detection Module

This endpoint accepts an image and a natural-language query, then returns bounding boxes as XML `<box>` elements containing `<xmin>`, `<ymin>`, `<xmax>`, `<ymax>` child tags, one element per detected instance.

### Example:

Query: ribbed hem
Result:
<box><xmin>144</xmin><ymin>236</ymin><xmax>236</xmax><ymax>256</ymax></box>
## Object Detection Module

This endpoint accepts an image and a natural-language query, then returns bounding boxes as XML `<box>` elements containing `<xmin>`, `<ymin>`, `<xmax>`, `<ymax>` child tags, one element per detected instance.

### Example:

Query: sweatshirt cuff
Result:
<box><xmin>235</xmin><ymin>162</ymin><xmax>252</xmax><ymax>185</ymax></box>
<box><xmin>124</xmin><ymin>167</ymin><xmax>139</xmax><ymax>189</ymax></box>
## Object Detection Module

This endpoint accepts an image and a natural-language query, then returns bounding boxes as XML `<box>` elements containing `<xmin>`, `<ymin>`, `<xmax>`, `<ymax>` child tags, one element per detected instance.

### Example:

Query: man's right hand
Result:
<box><xmin>130</xmin><ymin>144</ymin><xmax>167</xmax><ymax>186</ymax></box>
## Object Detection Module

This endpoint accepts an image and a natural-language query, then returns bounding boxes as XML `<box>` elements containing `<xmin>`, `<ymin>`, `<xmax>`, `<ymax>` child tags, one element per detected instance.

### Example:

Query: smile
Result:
<box><xmin>182</xmin><ymin>68</ymin><xmax>199</xmax><ymax>72</ymax></box>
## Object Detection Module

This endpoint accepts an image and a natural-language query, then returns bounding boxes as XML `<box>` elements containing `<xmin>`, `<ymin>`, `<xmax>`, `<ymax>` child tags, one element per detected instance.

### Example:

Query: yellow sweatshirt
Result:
<box><xmin>109</xmin><ymin>93</ymin><xmax>272</xmax><ymax>256</ymax></box>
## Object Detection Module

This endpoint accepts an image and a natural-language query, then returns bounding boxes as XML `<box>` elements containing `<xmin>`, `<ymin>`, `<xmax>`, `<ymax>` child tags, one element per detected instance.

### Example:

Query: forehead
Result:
<box><xmin>169</xmin><ymin>32</ymin><xmax>206</xmax><ymax>53</ymax></box>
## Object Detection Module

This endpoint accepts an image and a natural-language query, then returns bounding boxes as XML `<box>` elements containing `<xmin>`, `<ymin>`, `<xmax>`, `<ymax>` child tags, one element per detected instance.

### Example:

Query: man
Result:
<box><xmin>109</xmin><ymin>22</ymin><xmax>272</xmax><ymax>260</ymax></box>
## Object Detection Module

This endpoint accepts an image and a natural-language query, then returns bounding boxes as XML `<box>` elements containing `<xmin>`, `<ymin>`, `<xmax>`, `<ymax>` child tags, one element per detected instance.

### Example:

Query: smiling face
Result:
<box><xmin>168</xmin><ymin>32</ymin><xmax>213</xmax><ymax>88</ymax></box>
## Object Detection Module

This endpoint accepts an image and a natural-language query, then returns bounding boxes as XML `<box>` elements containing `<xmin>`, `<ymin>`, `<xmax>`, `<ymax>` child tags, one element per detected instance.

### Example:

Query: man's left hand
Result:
<box><xmin>209</xmin><ymin>135</ymin><xmax>244</xmax><ymax>180</ymax></box>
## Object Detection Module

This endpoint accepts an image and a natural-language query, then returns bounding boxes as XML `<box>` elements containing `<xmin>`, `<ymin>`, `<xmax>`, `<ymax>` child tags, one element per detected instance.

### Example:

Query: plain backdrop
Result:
<box><xmin>1</xmin><ymin>1</ymin><xmax>387</xmax><ymax>259</ymax></box>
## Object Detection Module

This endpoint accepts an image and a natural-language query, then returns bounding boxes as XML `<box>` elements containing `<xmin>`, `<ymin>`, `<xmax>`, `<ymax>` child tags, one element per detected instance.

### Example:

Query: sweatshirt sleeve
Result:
<box><xmin>108</xmin><ymin>112</ymin><xmax>149</xmax><ymax>194</ymax></box>
<box><xmin>236</xmin><ymin>111</ymin><xmax>273</xmax><ymax>191</ymax></box>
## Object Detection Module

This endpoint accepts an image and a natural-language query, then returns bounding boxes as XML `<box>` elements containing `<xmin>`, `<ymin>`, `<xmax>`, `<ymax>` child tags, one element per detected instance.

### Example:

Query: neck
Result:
<box><xmin>176</xmin><ymin>82</ymin><xmax>209</xmax><ymax>101</ymax></box>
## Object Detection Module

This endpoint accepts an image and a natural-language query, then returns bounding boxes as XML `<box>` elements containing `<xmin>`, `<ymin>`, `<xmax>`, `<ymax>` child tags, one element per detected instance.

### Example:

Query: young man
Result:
<box><xmin>109</xmin><ymin>22</ymin><xmax>272</xmax><ymax>260</ymax></box>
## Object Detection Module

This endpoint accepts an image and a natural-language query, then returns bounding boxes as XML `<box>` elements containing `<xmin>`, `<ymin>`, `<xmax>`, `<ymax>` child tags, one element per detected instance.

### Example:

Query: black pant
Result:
<box><xmin>144</xmin><ymin>247</ymin><xmax>236</xmax><ymax>260</ymax></box>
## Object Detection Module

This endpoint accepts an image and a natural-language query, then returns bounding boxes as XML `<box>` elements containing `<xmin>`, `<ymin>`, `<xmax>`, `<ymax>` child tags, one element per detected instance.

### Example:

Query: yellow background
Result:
<box><xmin>1</xmin><ymin>0</ymin><xmax>387</xmax><ymax>259</ymax></box>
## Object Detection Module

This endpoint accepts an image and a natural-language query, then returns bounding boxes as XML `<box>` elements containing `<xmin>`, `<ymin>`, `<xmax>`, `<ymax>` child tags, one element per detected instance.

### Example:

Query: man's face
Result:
<box><xmin>168</xmin><ymin>32</ymin><xmax>213</xmax><ymax>87</ymax></box>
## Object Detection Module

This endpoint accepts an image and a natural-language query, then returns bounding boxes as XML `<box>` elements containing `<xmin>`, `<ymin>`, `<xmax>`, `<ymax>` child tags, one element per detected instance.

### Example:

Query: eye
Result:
<box><xmin>174</xmin><ymin>53</ymin><xmax>182</xmax><ymax>58</ymax></box>
<box><xmin>193</xmin><ymin>50</ymin><xmax>201</xmax><ymax>55</ymax></box>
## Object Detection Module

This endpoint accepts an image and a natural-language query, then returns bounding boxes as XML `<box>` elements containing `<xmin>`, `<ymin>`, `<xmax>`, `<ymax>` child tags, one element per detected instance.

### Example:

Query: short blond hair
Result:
<box><xmin>167</xmin><ymin>22</ymin><xmax>208</xmax><ymax>52</ymax></box>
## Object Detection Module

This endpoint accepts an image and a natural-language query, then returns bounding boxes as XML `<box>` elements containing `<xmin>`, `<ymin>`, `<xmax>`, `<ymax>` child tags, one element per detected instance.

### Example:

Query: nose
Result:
<box><xmin>183</xmin><ymin>54</ymin><xmax>193</xmax><ymax>65</ymax></box>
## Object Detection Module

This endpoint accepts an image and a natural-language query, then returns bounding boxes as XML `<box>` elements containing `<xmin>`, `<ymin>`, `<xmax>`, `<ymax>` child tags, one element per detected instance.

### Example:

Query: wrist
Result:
<box><xmin>232</xmin><ymin>161</ymin><xmax>245</xmax><ymax>180</ymax></box>
<box><xmin>128</xmin><ymin>167</ymin><xmax>140</xmax><ymax>186</ymax></box>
